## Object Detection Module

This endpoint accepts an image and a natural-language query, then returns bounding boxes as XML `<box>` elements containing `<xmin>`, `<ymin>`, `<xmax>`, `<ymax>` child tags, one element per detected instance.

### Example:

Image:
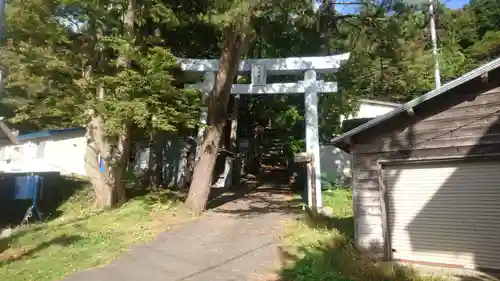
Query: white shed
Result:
<box><xmin>0</xmin><ymin>128</ymin><xmax>87</xmax><ymax>175</ymax></box>
<box><xmin>0</xmin><ymin>127</ymin><xmax>188</xmax><ymax>187</ymax></box>
<box><xmin>320</xmin><ymin>99</ymin><xmax>400</xmax><ymax>187</ymax></box>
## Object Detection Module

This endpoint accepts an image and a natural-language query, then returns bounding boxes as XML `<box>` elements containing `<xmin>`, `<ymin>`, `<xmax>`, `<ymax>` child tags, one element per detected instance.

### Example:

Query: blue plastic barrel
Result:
<box><xmin>14</xmin><ymin>176</ymin><xmax>41</xmax><ymax>200</ymax></box>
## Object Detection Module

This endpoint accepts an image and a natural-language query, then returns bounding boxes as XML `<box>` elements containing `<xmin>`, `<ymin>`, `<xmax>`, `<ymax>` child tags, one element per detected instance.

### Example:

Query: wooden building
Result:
<box><xmin>332</xmin><ymin>58</ymin><xmax>500</xmax><ymax>271</ymax></box>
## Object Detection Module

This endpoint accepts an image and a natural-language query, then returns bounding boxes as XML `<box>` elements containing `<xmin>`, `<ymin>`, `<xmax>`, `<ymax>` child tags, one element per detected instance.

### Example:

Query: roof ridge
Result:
<box><xmin>332</xmin><ymin>56</ymin><xmax>500</xmax><ymax>145</ymax></box>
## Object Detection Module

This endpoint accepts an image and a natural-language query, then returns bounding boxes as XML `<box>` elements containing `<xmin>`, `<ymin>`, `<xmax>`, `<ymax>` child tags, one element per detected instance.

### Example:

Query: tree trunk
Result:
<box><xmin>144</xmin><ymin>131</ymin><xmax>154</xmax><ymax>188</ymax></box>
<box><xmin>82</xmin><ymin>0</ymin><xmax>136</xmax><ymax>208</ymax></box>
<box><xmin>153</xmin><ymin>131</ymin><xmax>165</xmax><ymax>187</ymax></box>
<box><xmin>84</xmin><ymin>125</ymin><xmax>131</xmax><ymax>208</ymax></box>
<box><xmin>184</xmin><ymin>135</ymin><xmax>197</xmax><ymax>189</ymax></box>
<box><xmin>84</xmin><ymin>88</ymin><xmax>130</xmax><ymax>208</ymax></box>
<box><xmin>109</xmin><ymin>122</ymin><xmax>132</xmax><ymax>205</ymax></box>
<box><xmin>84</xmin><ymin>113</ymin><xmax>114</xmax><ymax>208</ymax></box>
<box><xmin>185</xmin><ymin>26</ymin><xmax>248</xmax><ymax>215</ymax></box>
<box><xmin>229</xmin><ymin>94</ymin><xmax>240</xmax><ymax>188</ymax></box>
<box><xmin>145</xmin><ymin>129</ymin><xmax>164</xmax><ymax>188</ymax></box>
<box><xmin>95</xmin><ymin>0</ymin><xmax>135</xmax><ymax>206</ymax></box>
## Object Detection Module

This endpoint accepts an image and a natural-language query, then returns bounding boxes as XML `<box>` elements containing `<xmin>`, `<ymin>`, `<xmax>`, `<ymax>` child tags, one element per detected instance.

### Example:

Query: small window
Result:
<box><xmin>0</xmin><ymin>146</ymin><xmax>5</xmax><ymax>160</ymax></box>
<box><xmin>34</xmin><ymin>141</ymin><xmax>45</xmax><ymax>158</ymax></box>
<box><xmin>12</xmin><ymin>145</ymin><xmax>23</xmax><ymax>160</ymax></box>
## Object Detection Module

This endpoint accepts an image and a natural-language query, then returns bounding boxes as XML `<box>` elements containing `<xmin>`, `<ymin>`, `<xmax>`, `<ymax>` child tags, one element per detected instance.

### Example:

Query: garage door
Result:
<box><xmin>384</xmin><ymin>160</ymin><xmax>500</xmax><ymax>270</ymax></box>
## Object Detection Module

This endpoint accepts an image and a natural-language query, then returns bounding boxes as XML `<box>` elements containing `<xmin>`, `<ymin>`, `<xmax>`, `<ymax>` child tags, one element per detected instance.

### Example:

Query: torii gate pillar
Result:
<box><xmin>304</xmin><ymin>69</ymin><xmax>321</xmax><ymax>209</ymax></box>
<box><xmin>181</xmin><ymin>53</ymin><xmax>350</xmax><ymax>210</ymax></box>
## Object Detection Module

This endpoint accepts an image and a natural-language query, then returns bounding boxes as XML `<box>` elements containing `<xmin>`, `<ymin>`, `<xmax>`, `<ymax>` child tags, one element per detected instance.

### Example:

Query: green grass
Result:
<box><xmin>279</xmin><ymin>189</ymin><xmax>448</xmax><ymax>281</ymax></box>
<box><xmin>0</xmin><ymin>183</ymin><xmax>194</xmax><ymax>281</ymax></box>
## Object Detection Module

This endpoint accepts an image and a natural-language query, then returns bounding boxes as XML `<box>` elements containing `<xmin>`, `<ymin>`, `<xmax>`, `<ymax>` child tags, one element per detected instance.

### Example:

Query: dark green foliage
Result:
<box><xmin>1</xmin><ymin>0</ymin><xmax>500</xmax><ymax>206</ymax></box>
<box><xmin>2</xmin><ymin>0</ymin><xmax>498</xmax><ymax>136</ymax></box>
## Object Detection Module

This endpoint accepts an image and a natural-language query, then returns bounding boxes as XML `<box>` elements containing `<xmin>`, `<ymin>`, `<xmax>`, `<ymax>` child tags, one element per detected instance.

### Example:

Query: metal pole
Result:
<box><xmin>0</xmin><ymin>0</ymin><xmax>5</xmax><ymax>91</ymax></box>
<box><xmin>429</xmin><ymin>0</ymin><xmax>441</xmax><ymax>88</ymax></box>
<box><xmin>0</xmin><ymin>0</ymin><xmax>4</xmax><ymax>40</ymax></box>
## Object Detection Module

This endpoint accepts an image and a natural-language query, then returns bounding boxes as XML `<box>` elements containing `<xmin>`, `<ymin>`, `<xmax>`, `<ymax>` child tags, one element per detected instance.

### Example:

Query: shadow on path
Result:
<box><xmin>63</xmin><ymin>170</ymin><xmax>296</xmax><ymax>281</ymax></box>
<box><xmin>207</xmin><ymin>169</ymin><xmax>302</xmax><ymax>219</ymax></box>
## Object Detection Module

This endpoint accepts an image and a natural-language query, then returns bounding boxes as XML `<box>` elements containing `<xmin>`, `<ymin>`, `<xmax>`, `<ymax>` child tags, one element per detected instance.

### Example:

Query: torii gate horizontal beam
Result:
<box><xmin>179</xmin><ymin>53</ymin><xmax>350</xmax><ymax>75</ymax></box>
<box><xmin>185</xmin><ymin>81</ymin><xmax>338</xmax><ymax>94</ymax></box>
<box><xmin>184</xmin><ymin>53</ymin><xmax>351</xmax><ymax>212</ymax></box>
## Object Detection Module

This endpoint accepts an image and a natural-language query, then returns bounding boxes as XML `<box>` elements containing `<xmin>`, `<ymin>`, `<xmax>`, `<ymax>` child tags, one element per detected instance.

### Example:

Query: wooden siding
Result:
<box><xmin>350</xmin><ymin>72</ymin><xmax>500</xmax><ymax>258</ymax></box>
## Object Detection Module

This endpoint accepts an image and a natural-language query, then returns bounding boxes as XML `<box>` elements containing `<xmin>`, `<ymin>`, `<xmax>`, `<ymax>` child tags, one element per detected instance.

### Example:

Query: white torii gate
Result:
<box><xmin>181</xmin><ymin>53</ymin><xmax>350</xmax><ymax>210</ymax></box>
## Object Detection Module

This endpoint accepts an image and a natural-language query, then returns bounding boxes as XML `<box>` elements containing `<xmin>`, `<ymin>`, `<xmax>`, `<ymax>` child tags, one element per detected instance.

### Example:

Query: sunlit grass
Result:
<box><xmin>279</xmin><ymin>189</ymin><xmax>448</xmax><ymax>281</ymax></box>
<box><xmin>0</xmin><ymin>184</ymin><xmax>194</xmax><ymax>281</ymax></box>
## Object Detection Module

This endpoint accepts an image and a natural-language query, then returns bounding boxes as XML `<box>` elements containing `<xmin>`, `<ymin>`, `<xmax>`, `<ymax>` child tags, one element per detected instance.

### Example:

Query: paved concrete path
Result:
<box><xmin>64</xmin><ymin>172</ymin><xmax>298</xmax><ymax>281</ymax></box>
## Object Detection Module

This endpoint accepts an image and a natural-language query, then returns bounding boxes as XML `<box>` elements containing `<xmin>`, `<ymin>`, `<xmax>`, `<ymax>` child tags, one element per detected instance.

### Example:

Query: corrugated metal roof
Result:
<box><xmin>331</xmin><ymin>57</ymin><xmax>500</xmax><ymax>145</ymax></box>
<box><xmin>359</xmin><ymin>99</ymin><xmax>401</xmax><ymax>108</ymax></box>
<box><xmin>17</xmin><ymin>127</ymin><xmax>85</xmax><ymax>141</ymax></box>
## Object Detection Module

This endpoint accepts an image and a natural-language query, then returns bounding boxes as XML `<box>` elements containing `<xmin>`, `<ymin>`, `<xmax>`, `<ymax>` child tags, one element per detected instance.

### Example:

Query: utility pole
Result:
<box><xmin>0</xmin><ymin>0</ymin><xmax>5</xmax><ymax>90</ymax></box>
<box><xmin>428</xmin><ymin>0</ymin><xmax>441</xmax><ymax>88</ymax></box>
<box><xmin>0</xmin><ymin>0</ymin><xmax>4</xmax><ymax>39</ymax></box>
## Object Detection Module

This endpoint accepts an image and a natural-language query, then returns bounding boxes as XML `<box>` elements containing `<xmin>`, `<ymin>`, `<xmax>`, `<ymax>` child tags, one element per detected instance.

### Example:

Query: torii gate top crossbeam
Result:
<box><xmin>180</xmin><ymin>53</ymin><xmax>350</xmax><ymax>75</ymax></box>
<box><xmin>185</xmin><ymin>54</ymin><xmax>351</xmax><ymax>211</ymax></box>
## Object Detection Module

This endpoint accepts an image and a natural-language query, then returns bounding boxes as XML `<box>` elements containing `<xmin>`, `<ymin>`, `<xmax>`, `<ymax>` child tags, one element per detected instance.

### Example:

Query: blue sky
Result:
<box><xmin>442</xmin><ymin>0</ymin><xmax>470</xmax><ymax>9</ymax></box>
<box><xmin>333</xmin><ymin>0</ymin><xmax>470</xmax><ymax>14</ymax></box>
